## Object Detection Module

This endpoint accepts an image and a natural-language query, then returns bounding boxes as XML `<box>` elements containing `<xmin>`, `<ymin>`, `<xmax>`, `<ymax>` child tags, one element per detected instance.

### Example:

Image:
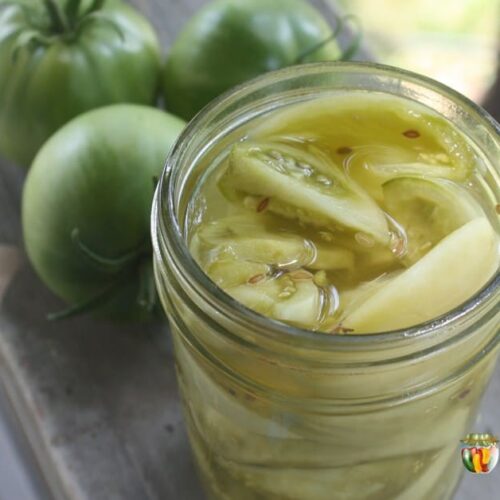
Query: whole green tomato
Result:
<box><xmin>0</xmin><ymin>0</ymin><xmax>161</xmax><ymax>167</ymax></box>
<box><xmin>22</xmin><ymin>105</ymin><xmax>185</xmax><ymax>321</ymax></box>
<box><xmin>163</xmin><ymin>0</ymin><xmax>342</xmax><ymax>121</ymax></box>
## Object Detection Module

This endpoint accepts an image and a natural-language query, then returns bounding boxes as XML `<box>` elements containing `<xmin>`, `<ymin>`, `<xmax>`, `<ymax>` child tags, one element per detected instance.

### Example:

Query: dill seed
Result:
<box><xmin>336</xmin><ymin>146</ymin><xmax>352</xmax><ymax>155</ymax></box>
<box><xmin>248</xmin><ymin>274</ymin><xmax>265</xmax><ymax>284</ymax></box>
<box><xmin>331</xmin><ymin>324</ymin><xmax>355</xmax><ymax>334</ymax></box>
<box><xmin>403</xmin><ymin>129</ymin><xmax>420</xmax><ymax>139</ymax></box>
<box><xmin>257</xmin><ymin>197</ymin><xmax>270</xmax><ymax>212</ymax></box>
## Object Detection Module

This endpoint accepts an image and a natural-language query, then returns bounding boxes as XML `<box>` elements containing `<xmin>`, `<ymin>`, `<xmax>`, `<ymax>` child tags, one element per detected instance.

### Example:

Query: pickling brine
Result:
<box><xmin>188</xmin><ymin>93</ymin><xmax>499</xmax><ymax>334</ymax></box>
<box><xmin>152</xmin><ymin>64</ymin><xmax>500</xmax><ymax>500</ymax></box>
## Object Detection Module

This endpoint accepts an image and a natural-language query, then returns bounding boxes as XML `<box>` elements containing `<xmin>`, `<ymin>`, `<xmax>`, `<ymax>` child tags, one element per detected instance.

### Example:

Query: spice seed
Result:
<box><xmin>403</xmin><ymin>129</ymin><xmax>420</xmax><ymax>139</ymax></box>
<box><xmin>257</xmin><ymin>197</ymin><xmax>270</xmax><ymax>212</ymax></box>
<box><xmin>248</xmin><ymin>274</ymin><xmax>265</xmax><ymax>284</ymax></box>
<box><xmin>336</xmin><ymin>146</ymin><xmax>352</xmax><ymax>155</ymax></box>
<box><xmin>331</xmin><ymin>324</ymin><xmax>355</xmax><ymax>334</ymax></box>
<box><xmin>457</xmin><ymin>388</ymin><xmax>471</xmax><ymax>400</ymax></box>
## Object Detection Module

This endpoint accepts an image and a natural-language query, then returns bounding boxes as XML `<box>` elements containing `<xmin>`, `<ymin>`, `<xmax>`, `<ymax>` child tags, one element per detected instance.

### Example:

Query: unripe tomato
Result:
<box><xmin>22</xmin><ymin>105</ymin><xmax>185</xmax><ymax>321</ymax></box>
<box><xmin>0</xmin><ymin>0</ymin><xmax>161</xmax><ymax>166</ymax></box>
<box><xmin>163</xmin><ymin>0</ymin><xmax>341</xmax><ymax>120</ymax></box>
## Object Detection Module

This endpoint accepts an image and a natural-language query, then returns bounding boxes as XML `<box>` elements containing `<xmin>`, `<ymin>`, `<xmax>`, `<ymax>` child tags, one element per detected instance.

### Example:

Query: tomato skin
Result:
<box><xmin>0</xmin><ymin>1</ymin><xmax>161</xmax><ymax>167</ymax></box>
<box><xmin>22</xmin><ymin>105</ymin><xmax>185</xmax><ymax>321</ymax></box>
<box><xmin>163</xmin><ymin>0</ymin><xmax>340</xmax><ymax>120</ymax></box>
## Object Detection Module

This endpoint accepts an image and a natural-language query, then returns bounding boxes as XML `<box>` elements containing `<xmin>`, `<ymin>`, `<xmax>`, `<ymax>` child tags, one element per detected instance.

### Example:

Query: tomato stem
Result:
<box><xmin>48</xmin><ymin>260</ymin><xmax>158</xmax><ymax>321</ymax></box>
<box><xmin>295</xmin><ymin>13</ymin><xmax>362</xmax><ymax>64</ymax></box>
<box><xmin>75</xmin><ymin>12</ymin><xmax>124</xmax><ymax>42</ymax></box>
<box><xmin>295</xmin><ymin>14</ymin><xmax>344</xmax><ymax>64</ymax></box>
<box><xmin>65</xmin><ymin>0</ymin><xmax>82</xmax><ymax>28</ymax></box>
<box><xmin>84</xmin><ymin>0</ymin><xmax>105</xmax><ymax>16</ymax></box>
<box><xmin>338</xmin><ymin>15</ymin><xmax>362</xmax><ymax>61</ymax></box>
<box><xmin>47</xmin><ymin>280</ymin><xmax>121</xmax><ymax>320</ymax></box>
<box><xmin>42</xmin><ymin>0</ymin><xmax>69</xmax><ymax>34</ymax></box>
<box><xmin>41</xmin><ymin>0</ymin><xmax>106</xmax><ymax>36</ymax></box>
<box><xmin>71</xmin><ymin>228</ymin><xmax>149</xmax><ymax>273</ymax></box>
<box><xmin>10</xmin><ymin>29</ymin><xmax>51</xmax><ymax>61</ymax></box>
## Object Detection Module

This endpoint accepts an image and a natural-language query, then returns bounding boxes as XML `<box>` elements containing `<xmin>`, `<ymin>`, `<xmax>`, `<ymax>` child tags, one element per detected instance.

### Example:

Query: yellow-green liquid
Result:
<box><xmin>188</xmin><ymin>93</ymin><xmax>499</xmax><ymax>333</ymax></box>
<box><xmin>168</xmin><ymin>92</ymin><xmax>500</xmax><ymax>500</ymax></box>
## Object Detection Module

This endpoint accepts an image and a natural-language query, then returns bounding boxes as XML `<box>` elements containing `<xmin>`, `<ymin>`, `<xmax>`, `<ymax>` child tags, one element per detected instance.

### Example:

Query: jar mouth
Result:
<box><xmin>154</xmin><ymin>61</ymin><xmax>500</xmax><ymax>350</ymax></box>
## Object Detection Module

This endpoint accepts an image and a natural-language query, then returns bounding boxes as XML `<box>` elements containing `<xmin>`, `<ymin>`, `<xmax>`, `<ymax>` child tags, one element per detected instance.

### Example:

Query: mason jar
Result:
<box><xmin>151</xmin><ymin>62</ymin><xmax>500</xmax><ymax>500</ymax></box>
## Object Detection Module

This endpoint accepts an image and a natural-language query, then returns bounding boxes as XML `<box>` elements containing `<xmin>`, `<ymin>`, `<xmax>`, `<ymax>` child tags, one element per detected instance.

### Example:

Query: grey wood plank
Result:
<box><xmin>0</xmin><ymin>262</ymin><xmax>204</xmax><ymax>500</ymax></box>
<box><xmin>0</xmin><ymin>161</ymin><xmax>24</xmax><ymax>245</ymax></box>
<box><xmin>0</xmin><ymin>1</ymin><xmax>498</xmax><ymax>500</ymax></box>
<box><xmin>0</xmin><ymin>378</ymin><xmax>52</xmax><ymax>500</ymax></box>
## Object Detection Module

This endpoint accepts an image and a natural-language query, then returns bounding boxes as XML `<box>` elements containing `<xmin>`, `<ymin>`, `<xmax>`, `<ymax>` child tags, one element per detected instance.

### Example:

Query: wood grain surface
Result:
<box><xmin>0</xmin><ymin>1</ymin><xmax>499</xmax><ymax>499</ymax></box>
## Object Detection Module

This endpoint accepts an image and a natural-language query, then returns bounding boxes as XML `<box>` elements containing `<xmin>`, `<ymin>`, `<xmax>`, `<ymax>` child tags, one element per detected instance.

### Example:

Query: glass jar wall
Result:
<box><xmin>152</xmin><ymin>62</ymin><xmax>500</xmax><ymax>500</ymax></box>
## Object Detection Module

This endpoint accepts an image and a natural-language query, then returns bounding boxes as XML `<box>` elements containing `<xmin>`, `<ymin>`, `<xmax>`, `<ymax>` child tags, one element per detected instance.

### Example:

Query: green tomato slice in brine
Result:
<box><xmin>341</xmin><ymin>217</ymin><xmax>499</xmax><ymax>333</ymax></box>
<box><xmin>383</xmin><ymin>176</ymin><xmax>485</xmax><ymax>264</ymax></box>
<box><xmin>228</xmin><ymin>270</ymin><xmax>327</xmax><ymax>329</ymax></box>
<box><xmin>219</xmin><ymin>141</ymin><xmax>390</xmax><ymax>244</ymax></box>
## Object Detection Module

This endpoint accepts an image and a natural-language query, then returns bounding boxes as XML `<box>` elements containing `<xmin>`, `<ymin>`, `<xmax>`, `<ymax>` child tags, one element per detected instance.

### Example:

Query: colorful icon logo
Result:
<box><xmin>461</xmin><ymin>433</ymin><xmax>499</xmax><ymax>474</ymax></box>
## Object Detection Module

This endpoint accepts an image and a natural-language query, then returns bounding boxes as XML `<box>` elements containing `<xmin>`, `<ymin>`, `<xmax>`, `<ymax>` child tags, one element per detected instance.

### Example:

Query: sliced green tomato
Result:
<box><xmin>218</xmin><ymin>238</ymin><xmax>354</xmax><ymax>271</ymax></box>
<box><xmin>342</xmin><ymin>218</ymin><xmax>499</xmax><ymax>333</ymax></box>
<box><xmin>206</xmin><ymin>259</ymin><xmax>269</xmax><ymax>288</ymax></box>
<box><xmin>371</xmin><ymin>162</ymin><xmax>468</xmax><ymax>181</ymax></box>
<box><xmin>227</xmin><ymin>279</ymin><xmax>279</xmax><ymax>316</ymax></box>
<box><xmin>192</xmin><ymin>214</ymin><xmax>354</xmax><ymax>271</ymax></box>
<box><xmin>216</xmin><ymin>236</ymin><xmax>314</xmax><ymax>268</ymax></box>
<box><xmin>192</xmin><ymin>214</ymin><xmax>313</xmax><ymax>266</ymax></box>
<box><xmin>383</xmin><ymin>177</ymin><xmax>484</xmax><ymax>264</ymax></box>
<box><xmin>251</xmin><ymin>94</ymin><xmax>474</xmax><ymax>182</ymax></box>
<box><xmin>340</xmin><ymin>271</ymin><xmax>403</xmax><ymax>317</ymax></box>
<box><xmin>194</xmin><ymin>214</ymin><xmax>267</xmax><ymax>243</ymax></box>
<box><xmin>228</xmin><ymin>272</ymin><xmax>324</xmax><ymax>329</ymax></box>
<box><xmin>272</xmin><ymin>278</ymin><xmax>322</xmax><ymax>327</ymax></box>
<box><xmin>349</xmin><ymin>149</ymin><xmax>462</xmax><ymax>202</ymax></box>
<box><xmin>220</xmin><ymin>142</ymin><xmax>390</xmax><ymax>244</ymax></box>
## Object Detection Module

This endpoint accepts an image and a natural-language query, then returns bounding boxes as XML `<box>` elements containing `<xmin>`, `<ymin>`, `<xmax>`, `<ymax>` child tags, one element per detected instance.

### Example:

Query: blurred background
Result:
<box><xmin>326</xmin><ymin>0</ymin><xmax>500</xmax><ymax>116</ymax></box>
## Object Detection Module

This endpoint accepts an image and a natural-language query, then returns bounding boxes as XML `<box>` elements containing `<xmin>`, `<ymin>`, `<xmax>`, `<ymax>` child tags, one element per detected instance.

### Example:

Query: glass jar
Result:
<box><xmin>151</xmin><ymin>62</ymin><xmax>500</xmax><ymax>500</ymax></box>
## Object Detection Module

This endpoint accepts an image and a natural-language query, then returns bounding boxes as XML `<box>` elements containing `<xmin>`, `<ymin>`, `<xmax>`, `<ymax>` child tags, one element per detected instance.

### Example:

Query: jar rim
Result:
<box><xmin>153</xmin><ymin>61</ymin><xmax>500</xmax><ymax>351</ymax></box>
